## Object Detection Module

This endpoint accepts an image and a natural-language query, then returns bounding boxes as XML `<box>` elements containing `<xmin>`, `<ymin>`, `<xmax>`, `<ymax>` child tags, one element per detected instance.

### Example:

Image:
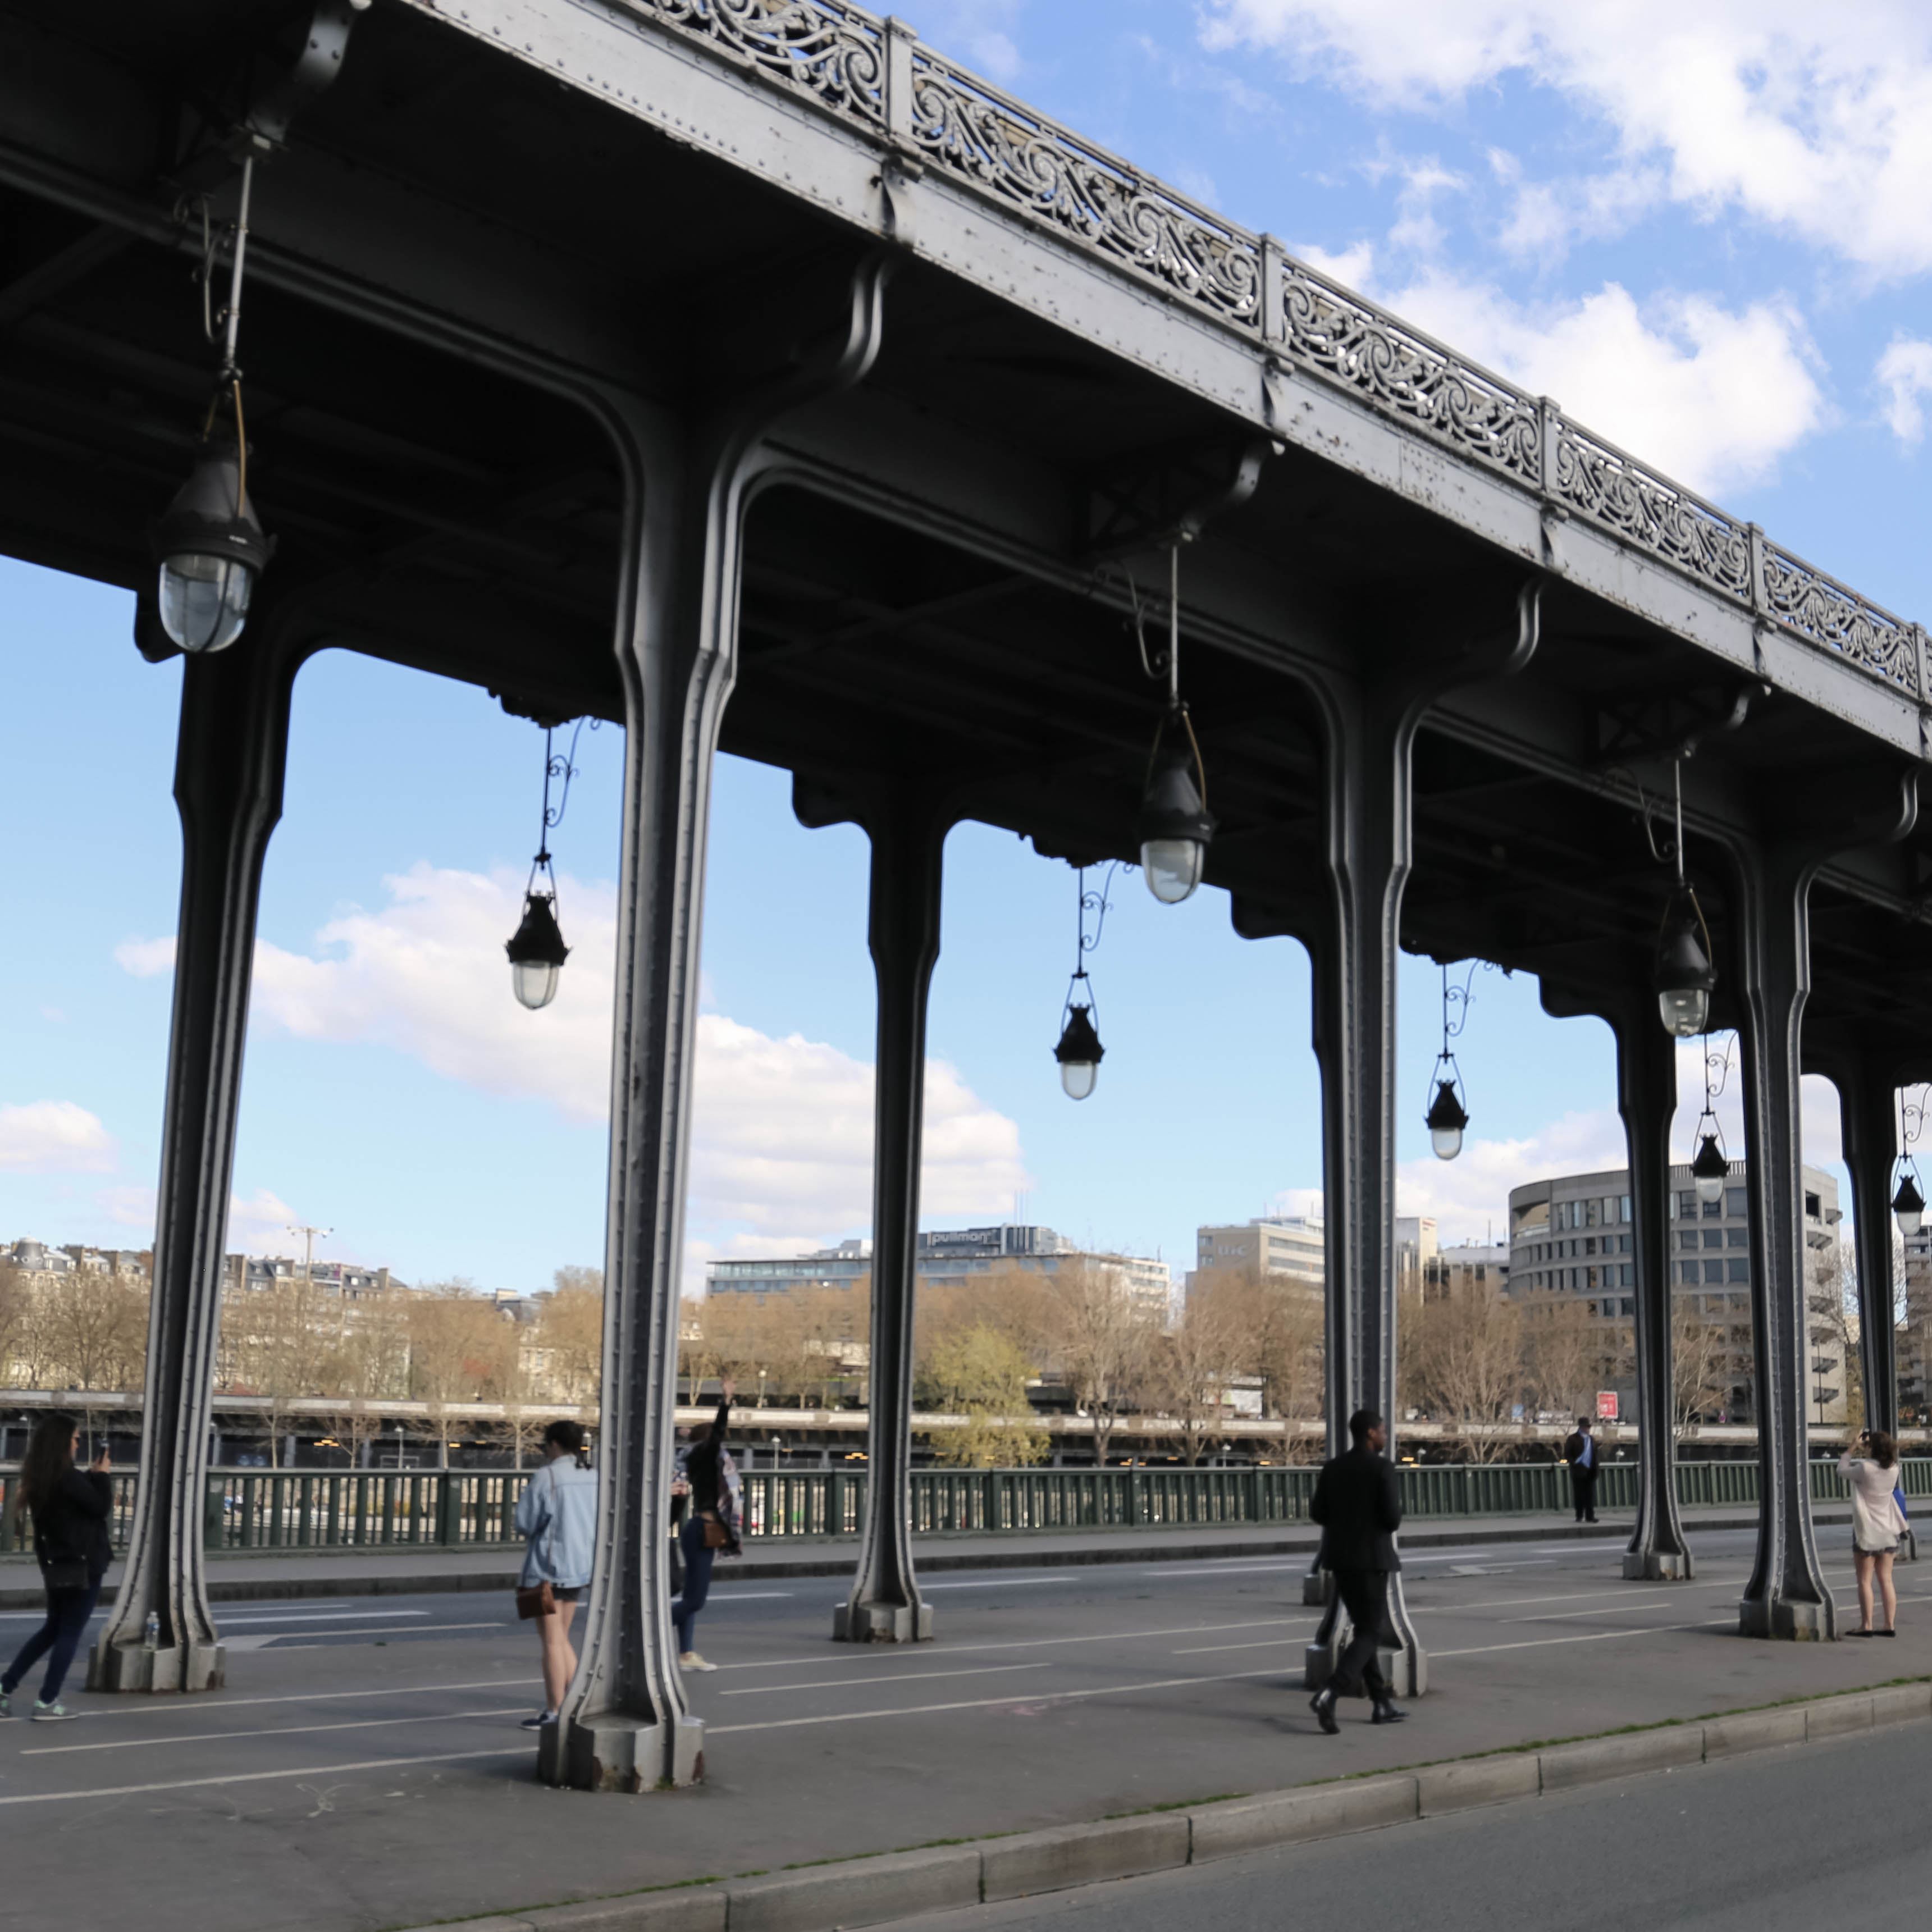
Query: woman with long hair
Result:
<box><xmin>1839</xmin><ymin>1428</ymin><xmax>1907</xmax><ymax>1636</ymax></box>
<box><xmin>1</xmin><ymin>1413</ymin><xmax>113</xmax><ymax>1720</ymax></box>
<box><xmin>670</xmin><ymin>1377</ymin><xmax>739</xmax><ymax>1671</ymax></box>
<box><xmin>513</xmin><ymin>1419</ymin><xmax>596</xmax><ymax>1730</ymax></box>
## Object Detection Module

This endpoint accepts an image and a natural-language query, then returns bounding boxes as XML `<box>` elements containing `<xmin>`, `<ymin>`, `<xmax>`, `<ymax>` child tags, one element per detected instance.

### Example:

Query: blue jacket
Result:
<box><xmin>516</xmin><ymin>1457</ymin><xmax>599</xmax><ymax>1589</ymax></box>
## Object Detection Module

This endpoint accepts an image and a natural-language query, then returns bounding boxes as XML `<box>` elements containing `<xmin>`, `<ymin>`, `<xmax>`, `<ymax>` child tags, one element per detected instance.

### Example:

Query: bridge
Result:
<box><xmin>3</xmin><ymin>0</ymin><xmax>1931</xmax><ymax>1797</ymax></box>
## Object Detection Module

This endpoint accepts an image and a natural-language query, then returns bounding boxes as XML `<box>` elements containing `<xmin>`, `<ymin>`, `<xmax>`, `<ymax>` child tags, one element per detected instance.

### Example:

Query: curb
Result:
<box><xmin>3</xmin><ymin>1509</ymin><xmax>1842</xmax><ymax>1611</ymax></box>
<box><xmin>383</xmin><ymin>1678</ymin><xmax>1931</xmax><ymax>1932</ymax></box>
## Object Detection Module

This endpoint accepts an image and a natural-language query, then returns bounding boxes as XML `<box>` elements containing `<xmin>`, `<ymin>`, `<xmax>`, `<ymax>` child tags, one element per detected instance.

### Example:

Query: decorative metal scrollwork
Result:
<box><xmin>1762</xmin><ymin>546</ymin><xmax>1916</xmax><ymax>691</ymax></box>
<box><xmin>1278</xmin><ymin>269</ymin><xmax>1539</xmax><ymax>481</ymax></box>
<box><xmin>638</xmin><ymin>0</ymin><xmax>885</xmax><ymax>122</ymax></box>
<box><xmin>1553</xmin><ymin>424</ymin><xmax>1752</xmax><ymax>601</ymax></box>
<box><xmin>908</xmin><ymin>56</ymin><xmax>1260</xmax><ymax>324</ymax></box>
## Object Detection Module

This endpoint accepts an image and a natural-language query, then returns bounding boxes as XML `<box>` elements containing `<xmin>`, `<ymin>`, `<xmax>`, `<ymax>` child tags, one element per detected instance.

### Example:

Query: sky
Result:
<box><xmin>7</xmin><ymin>0</ymin><xmax>1930</xmax><ymax>1295</ymax></box>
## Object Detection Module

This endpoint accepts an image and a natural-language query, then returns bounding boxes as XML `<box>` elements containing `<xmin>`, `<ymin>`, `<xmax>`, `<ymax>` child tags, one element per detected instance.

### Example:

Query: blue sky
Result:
<box><xmin>7</xmin><ymin>0</ymin><xmax>1928</xmax><ymax>1292</ymax></box>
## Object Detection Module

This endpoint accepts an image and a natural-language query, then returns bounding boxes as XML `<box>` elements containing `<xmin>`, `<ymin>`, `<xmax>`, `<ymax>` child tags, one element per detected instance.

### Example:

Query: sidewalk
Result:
<box><xmin>0</xmin><ymin>1503</ymin><xmax>1850</xmax><ymax>1609</ymax></box>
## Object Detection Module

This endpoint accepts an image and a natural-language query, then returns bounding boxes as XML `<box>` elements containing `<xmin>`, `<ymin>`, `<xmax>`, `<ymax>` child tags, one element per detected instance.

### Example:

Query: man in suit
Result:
<box><xmin>1563</xmin><ymin>1415</ymin><xmax>1598</xmax><ymax>1523</ymax></box>
<box><xmin>1307</xmin><ymin>1408</ymin><xmax>1405</xmax><ymax>1734</ymax></box>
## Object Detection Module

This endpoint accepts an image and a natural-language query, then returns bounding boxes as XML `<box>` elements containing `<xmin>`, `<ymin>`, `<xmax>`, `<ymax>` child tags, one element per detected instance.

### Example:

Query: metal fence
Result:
<box><xmin>1</xmin><ymin>1459</ymin><xmax>1924</xmax><ymax>1556</ymax></box>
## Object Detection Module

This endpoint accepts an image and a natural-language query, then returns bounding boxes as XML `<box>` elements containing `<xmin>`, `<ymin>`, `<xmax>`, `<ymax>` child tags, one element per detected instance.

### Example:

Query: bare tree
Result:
<box><xmin>1143</xmin><ymin>1283</ymin><xmax>1245</xmax><ymax>1466</ymax></box>
<box><xmin>407</xmin><ymin>1280</ymin><xmax>511</xmax><ymax>1467</ymax></box>
<box><xmin>1670</xmin><ymin>1302</ymin><xmax>1729</xmax><ymax>1438</ymax></box>
<box><xmin>540</xmin><ymin>1273</ymin><xmax>605</xmax><ymax>1407</ymax></box>
<box><xmin>1522</xmin><ymin>1298</ymin><xmax>1599</xmax><ymax>1423</ymax></box>
<box><xmin>1407</xmin><ymin>1275</ymin><xmax>1524</xmax><ymax>1462</ymax></box>
<box><xmin>33</xmin><ymin>1268</ymin><xmax>148</xmax><ymax>1393</ymax></box>
<box><xmin>917</xmin><ymin>1324</ymin><xmax>1048</xmax><ymax>1467</ymax></box>
<box><xmin>1038</xmin><ymin>1260</ymin><xmax>1158</xmax><ymax>1467</ymax></box>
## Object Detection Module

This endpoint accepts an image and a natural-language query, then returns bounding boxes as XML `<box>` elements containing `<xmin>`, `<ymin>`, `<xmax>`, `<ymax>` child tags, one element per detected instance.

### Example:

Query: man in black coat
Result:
<box><xmin>1307</xmin><ymin>1408</ymin><xmax>1405</xmax><ymax>1733</ymax></box>
<box><xmin>1563</xmin><ymin>1415</ymin><xmax>1598</xmax><ymax>1523</ymax></box>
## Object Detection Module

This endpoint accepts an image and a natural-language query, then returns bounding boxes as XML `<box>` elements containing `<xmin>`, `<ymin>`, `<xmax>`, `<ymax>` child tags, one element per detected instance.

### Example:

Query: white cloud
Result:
<box><xmin>115</xmin><ymin>935</ymin><xmax>177</xmax><ymax>979</ymax></box>
<box><xmin>1377</xmin><ymin>272</ymin><xmax>1824</xmax><ymax>493</ymax></box>
<box><xmin>1398</xmin><ymin>1106</ymin><xmax>1628</xmax><ymax>1241</ymax></box>
<box><xmin>1295</xmin><ymin>239</ymin><xmax>1376</xmax><ymax>292</ymax></box>
<box><xmin>1876</xmin><ymin>336</ymin><xmax>1932</xmax><ymax>446</ymax></box>
<box><xmin>1671</xmin><ymin>1038</ymin><xmax>1843</xmax><ymax>1172</ymax></box>
<box><xmin>1202</xmin><ymin>1</ymin><xmax>1932</xmax><ymax>278</ymax></box>
<box><xmin>98</xmin><ymin>1184</ymin><xmax>304</xmax><ymax>1255</ymax></box>
<box><xmin>122</xmin><ymin>864</ymin><xmax>1030</xmax><ymax>1287</ymax></box>
<box><xmin>0</xmin><ymin>1100</ymin><xmax>116</xmax><ymax>1174</ymax></box>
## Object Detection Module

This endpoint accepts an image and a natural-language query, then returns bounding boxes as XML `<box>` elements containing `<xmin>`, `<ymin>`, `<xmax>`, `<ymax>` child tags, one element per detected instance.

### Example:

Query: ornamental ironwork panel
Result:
<box><xmin>614</xmin><ymin>0</ymin><xmax>1922</xmax><ymax>702</ymax></box>
<box><xmin>905</xmin><ymin>53</ymin><xmax>1262</xmax><ymax>326</ymax></box>
<box><xmin>1554</xmin><ymin>421</ymin><xmax>1753</xmax><ymax>602</ymax></box>
<box><xmin>1762</xmin><ymin>545</ymin><xmax>1917</xmax><ymax>691</ymax></box>
<box><xmin>639</xmin><ymin>0</ymin><xmax>887</xmax><ymax>124</ymax></box>
<box><xmin>1277</xmin><ymin>265</ymin><xmax>1540</xmax><ymax>483</ymax></box>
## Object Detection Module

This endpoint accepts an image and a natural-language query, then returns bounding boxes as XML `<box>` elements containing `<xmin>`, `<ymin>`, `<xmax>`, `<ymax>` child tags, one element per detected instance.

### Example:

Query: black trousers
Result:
<box><xmin>1331</xmin><ymin>1568</ymin><xmax>1392</xmax><ymax>1701</ymax></box>
<box><xmin>1570</xmin><ymin>1464</ymin><xmax>1598</xmax><ymax>1521</ymax></box>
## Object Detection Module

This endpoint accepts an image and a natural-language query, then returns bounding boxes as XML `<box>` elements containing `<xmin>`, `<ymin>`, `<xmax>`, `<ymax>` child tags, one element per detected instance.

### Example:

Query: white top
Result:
<box><xmin>1837</xmin><ymin>1453</ymin><xmax>1906</xmax><ymax>1554</ymax></box>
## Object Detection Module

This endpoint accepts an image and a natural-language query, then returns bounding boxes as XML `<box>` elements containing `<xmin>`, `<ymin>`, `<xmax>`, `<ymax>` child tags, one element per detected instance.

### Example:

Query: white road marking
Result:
<box><xmin>1433</xmin><ymin>1619</ymin><xmax>1732</xmax><ymax>1658</ymax></box>
<box><xmin>25</xmin><ymin>1706</ymin><xmax>531</xmax><ymax>1756</ymax></box>
<box><xmin>214</xmin><ymin>1609</ymin><xmax>433</xmax><ymax>1624</ymax></box>
<box><xmin>720</xmin><ymin>1662</ymin><xmax>1050</xmax><ymax>1697</ymax></box>
<box><xmin>1170</xmin><ymin>1636</ymin><xmax>1310</xmax><ymax>1656</ymax></box>
<box><xmin>37</xmin><ymin>1679</ymin><xmax>541</xmax><ymax>1722</ymax></box>
<box><xmin>919</xmin><ymin>1579</ymin><xmax>1072</xmax><ymax>1591</ymax></box>
<box><xmin>0</xmin><ymin>1748</ymin><xmax>529</xmax><ymax>1806</ymax></box>
<box><xmin>234</xmin><ymin>1623</ymin><xmax>509</xmax><ymax>1649</ymax></box>
<box><xmin>709</xmin><ymin>1665</ymin><xmax>1289</xmax><ymax>1735</ymax></box>
<box><xmin>708</xmin><ymin>1617</ymin><xmax>1306</xmax><ymax>1671</ymax></box>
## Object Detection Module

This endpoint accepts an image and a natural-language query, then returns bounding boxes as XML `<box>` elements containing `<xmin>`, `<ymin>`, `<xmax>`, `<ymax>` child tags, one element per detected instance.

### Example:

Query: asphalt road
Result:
<box><xmin>3</xmin><ymin>1523</ymin><xmax>1925</xmax><ymax>1932</ymax></box>
<box><xmin>879</xmin><ymin>1720</ymin><xmax>1932</xmax><ymax>1932</ymax></box>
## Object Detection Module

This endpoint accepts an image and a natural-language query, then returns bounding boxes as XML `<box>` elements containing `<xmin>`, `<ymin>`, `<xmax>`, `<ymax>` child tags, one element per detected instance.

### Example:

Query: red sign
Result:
<box><xmin>1596</xmin><ymin>1391</ymin><xmax>1619</xmax><ymax>1422</ymax></box>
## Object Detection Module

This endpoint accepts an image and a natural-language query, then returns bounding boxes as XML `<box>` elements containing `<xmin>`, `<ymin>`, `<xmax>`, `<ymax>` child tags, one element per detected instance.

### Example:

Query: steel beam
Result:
<box><xmin>89</xmin><ymin>617</ymin><xmax>308</xmax><ymax>1692</ymax></box>
<box><xmin>1833</xmin><ymin>1055</ymin><xmax>1901</xmax><ymax>1440</ymax></box>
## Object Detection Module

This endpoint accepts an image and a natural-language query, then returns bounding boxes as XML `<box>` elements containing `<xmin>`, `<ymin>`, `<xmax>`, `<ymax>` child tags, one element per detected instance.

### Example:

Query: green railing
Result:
<box><xmin>0</xmin><ymin>1459</ymin><xmax>1923</xmax><ymax>1556</ymax></box>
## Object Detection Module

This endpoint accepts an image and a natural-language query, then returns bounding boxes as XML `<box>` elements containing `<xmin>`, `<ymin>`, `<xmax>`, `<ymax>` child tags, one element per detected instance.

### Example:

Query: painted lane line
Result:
<box><xmin>1423</xmin><ymin>1584</ymin><xmax>1743</xmax><ymax>1613</ymax></box>
<box><xmin>35</xmin><ymin>1679</ymin><xmax>542</xmax><ymax>1723</ymax></box>
<box><xmin>1170</xmin><ymin>1636</ymin><xmax>1314</xmax><ymax>1656</ymax></box>
<box><xmin>24</xmin><ymin>1706</ymin><xmax>534</xmax><ymax>1756</ymax></box>
<box><xmin>719</xmin><ymin>1662</ymin><xmax>1051</xmax><ymax>1698</ymax></box>
<box><xmin>235</xmin><ymin>1622</ymin><xmax>510</xmax><ymax>1648</ymax></box>
<box><xmin>919</xmin><ymin>1579</ymin><xmax>1074</xmax><ymax>1591</ymax></box>
<box><xmin>210</xmin><ymin>1609</ymin><xmax>433</xmax><ymax>1625</ymax></box>
<box><xmin>1433</xmin><ymin>1619</ymin><xmax>1732</xmax><ymax>1659</ymax></box>
<box><xmin>707</xmin><ymin>1617</ymin><xmax>1309</xmax><ymax>1672</ymax></box>
<box><xmin>0</xmin><ymin>1747</ymin><xmax>531</xmax><ymax>1806</ymax></box>
<box><xmin>709</xmin><ymin>1665</ymin><xmax>1296</xmax><ymax>1735</ymax></box>
<box><xmin>1499</xmin><ymin>1602</ymin><xmax>1681</xmax><ymax>1626</ymax></box>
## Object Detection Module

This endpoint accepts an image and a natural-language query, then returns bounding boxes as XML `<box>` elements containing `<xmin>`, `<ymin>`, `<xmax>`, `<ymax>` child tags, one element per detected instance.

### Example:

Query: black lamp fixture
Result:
<box><xmin>505</xmin><ymin>721</ymin><xmax>586</xmax><ymax>1011</ymax></box>
<box><xmin>1052</xmin><ymin>864</ymin><xmax>1115</xmax><ymax>1100</ymax></box>
<box><xmin>1894</xmin><ymin>1088</ymin><xmax>1928</xmax><ymax>1237</ymax></box>
<box><xmin>1689</xmin><ymin>1034</ymin><xmax>1735</xmax><ymax>1205</ymax></box>
<box><xmin>1132</xmin><ymin>547</ymin><xmax>1216</xmax><ymax>905</ymax></box>
<box><xmin>1424</xmin><ymin>961</ymin><xmax>1479</xmax><ymax>1161</ymax></box>
<box><xmin>1649</xmin><ymin>760</ymin><xmax>1716</xmax><ymax>1037</ymax></box>
<box><xmin>156</xmin><ymin>158</ymin><xmax>277</xmax><ymax>653</ymax></box>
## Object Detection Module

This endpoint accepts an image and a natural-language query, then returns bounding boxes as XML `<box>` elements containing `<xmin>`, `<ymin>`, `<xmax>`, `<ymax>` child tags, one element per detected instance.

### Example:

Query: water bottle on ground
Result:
<box><xmin>144</xmin><ymin>1611</ymin><xmax>159</xmax><ymax>1651</ymax></box>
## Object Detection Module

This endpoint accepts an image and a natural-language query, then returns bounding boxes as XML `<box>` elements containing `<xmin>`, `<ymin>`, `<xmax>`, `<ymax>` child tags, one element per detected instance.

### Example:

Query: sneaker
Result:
<box><xmin>519</xmin><ymin>1710</ymin><xmax>557</xmax><ymax>1730</ymax></box>
<box><xmin>679</xmin><ymin>1653</ymin><xmax>718</xmax><ymax>1673</ymax></box>
<box><xmin>31</xmin><ymin>1701</ymin><xmax>76</xmax><ymax>1723</ymax></box>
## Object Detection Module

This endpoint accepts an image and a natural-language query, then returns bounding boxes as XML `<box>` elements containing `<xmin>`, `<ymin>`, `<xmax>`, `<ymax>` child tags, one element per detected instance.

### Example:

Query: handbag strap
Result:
<box><xmin>545</xmin><ymin>1463</ymin><xmax>561</xmax><ymax>1578</ymax></box>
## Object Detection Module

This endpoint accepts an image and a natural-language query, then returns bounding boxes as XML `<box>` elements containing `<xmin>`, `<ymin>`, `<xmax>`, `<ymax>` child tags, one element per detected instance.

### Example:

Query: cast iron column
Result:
<box><xmin>545</xmin><ymin>256</ymin><xmax>887</xmax><ymax>1790</ymax></box>
<box><xmin>1615</xmin><ymin>998</ymin><xmax>1695</xmax><ymax>1578</ymax></box>
<box><xmin>1301</xmin><ymin>581</ymin><xmax>1541</xmax><ymax>1697</ymax></box>
<box><xmin>835</xmin><ymin>791</ymin><xmax>950</xmax><ymax>1643</ymax></box>
<box><xmin>1834</xmin><ymin>1055</ymin><xmax>1900</xmax><ymax>1440</ymax></box>
<box><xmin>91</xmin><ymin>619</ymin><xmax>305</xmax><ymax>1692</ymax></box>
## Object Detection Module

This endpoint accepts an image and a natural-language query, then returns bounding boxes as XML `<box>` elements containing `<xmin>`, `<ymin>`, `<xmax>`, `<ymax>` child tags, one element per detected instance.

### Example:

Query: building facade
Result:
<box><xmin>1191</xmin><ymin>1215</ymin><xmax>1325</xmax><ymax>1292</ymax></box>
<box><xmin>1508</xmin><ymin>1162</ymin><xmax>1844</xmax><ymax>1424</ymax></box>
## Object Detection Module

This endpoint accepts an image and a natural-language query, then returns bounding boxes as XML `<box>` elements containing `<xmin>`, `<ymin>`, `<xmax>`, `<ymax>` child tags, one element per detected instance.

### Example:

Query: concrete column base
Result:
<box><xmin>834</xmin><ymin>1600</ymin><xmax>934</xmax><ymax>1643</ymax></box>
<box><xmin>541</xmin><ymin>1712</ymin><xmax>705</xmax><ymax>1791</ymax></box>
<box><xmin>1738</xmin><ymin>1594</ymin><xmax>1836</xmax><ymax>1641</ymax></box>
<box><xmin>1301</xmin><ymin>1568</ymin><xmax>1336</xmax><ymax>1607</ymax></box>
<box><xmin>1304</xmin><ymin>1637</ymin><xmax>1421</xmax><ymax>1696</ymax></box>
<box><xmin>1623</xmin><ymin>1549</ymin><xmax>1696</xmax><ymax>1581</ymax></box>
<box><xmin>86</xmin><ymin>1638</ymin><xmax>224</xmax><ymax>1693</ymax></box>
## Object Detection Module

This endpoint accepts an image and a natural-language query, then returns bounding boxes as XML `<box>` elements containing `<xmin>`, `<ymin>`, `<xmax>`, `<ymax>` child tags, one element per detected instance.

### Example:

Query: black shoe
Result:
<box><xmin>1880</xmin><ymin>1629</ymin><xmax>1897</xmax><ymax>1637</ymax></box>
<box><xmin>1371</xmin><ymin>1699</ymin><xmax>1407</xmax><ymax>1725</ymax></box>
<box><xmin>1310</xmin><ymin>1688</ymin><xmax>1339</xmax><ymax>1735</ymax></box>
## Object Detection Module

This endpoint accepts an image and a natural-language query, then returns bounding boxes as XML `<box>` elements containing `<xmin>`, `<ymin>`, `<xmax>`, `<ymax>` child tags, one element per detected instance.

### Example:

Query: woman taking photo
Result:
<box><xmin>2</xmin><ymin>1413</ymin><xmax>113</xmax><ymax>1720</ymax></box>
<box><xmin>1839</xmin><ymin>1428</ymin><xmax>1907</xmax><ymax>1636</ymax></box>
<box><xmin>514</xmin><ymin>1419</ymin><xmax>596</xmax><ymax>1730</ymax></box>
<box><xmin>670</xmin><ymin>1377</ymin><xmax>739</xmax><ymax>1672</ymax></box>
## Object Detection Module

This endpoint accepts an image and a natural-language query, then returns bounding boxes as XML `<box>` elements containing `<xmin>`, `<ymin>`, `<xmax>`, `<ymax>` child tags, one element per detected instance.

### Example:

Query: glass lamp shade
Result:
<box><xmin>152</xmin><ymin>445</ymin><xmax>275</xmax><ymax>654</ymax></box>
<box><xmin>1138</xmin><ymin>750</ymin><xmax>1216</xmax><ymax>906</ymax></box>
<box><xmin>1053</xmin><ymin>1003</ymin><xmax>1104</xmax><ymax>1102</ymax></box>
<box><xmin>1654</xmin><ymin>904</ymin><xmax>1716</xmax><ymax>1039</ymax></box>
<box><xmin>1691</xmin><ymin>1131</ymin><xmax>1729</xmax><ymax>1204</ymax></box>
<box><xmin>506</xmin><ymin>891</ymin><xmax>570</xmax><ymax>1011</ymax></box>
<box><xmin>1893</xmin><ymin>1171</ymin><xmax>1925</xmax><ymax>1238</ymax></box>
<box><xmin>1425</xmin><ymin>1079</ymin><xmax>1468</xmax><ymax>1162</ymax></box>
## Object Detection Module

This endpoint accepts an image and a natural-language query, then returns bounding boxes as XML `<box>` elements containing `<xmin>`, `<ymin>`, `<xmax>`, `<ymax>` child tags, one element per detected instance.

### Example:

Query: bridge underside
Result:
<box><xmin>3</xmin><ymin>0</ymin><xmax>1928</xmax><ymax>1751</ymax></box>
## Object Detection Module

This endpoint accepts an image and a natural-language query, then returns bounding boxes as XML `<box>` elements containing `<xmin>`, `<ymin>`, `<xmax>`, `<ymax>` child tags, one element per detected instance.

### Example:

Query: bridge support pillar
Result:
<box><xmin>91</xmin><ymin>620</ymin><xmax>306</xmax><ymax>1693</ymax></box>
<box><xmin>1614</xmin><ymin>999</ymin><xmax>1695</xmax><ymax>1580</ymax></box>
<box><xmin>830</xmin><ymin>788</ymin><xmax>948</xmax><ymax>1646</ymax></box>
<box><xmin>1734</xmin><ymin>840</ymin><xmax>1838</xmax><ymax>1640</ymax></box>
